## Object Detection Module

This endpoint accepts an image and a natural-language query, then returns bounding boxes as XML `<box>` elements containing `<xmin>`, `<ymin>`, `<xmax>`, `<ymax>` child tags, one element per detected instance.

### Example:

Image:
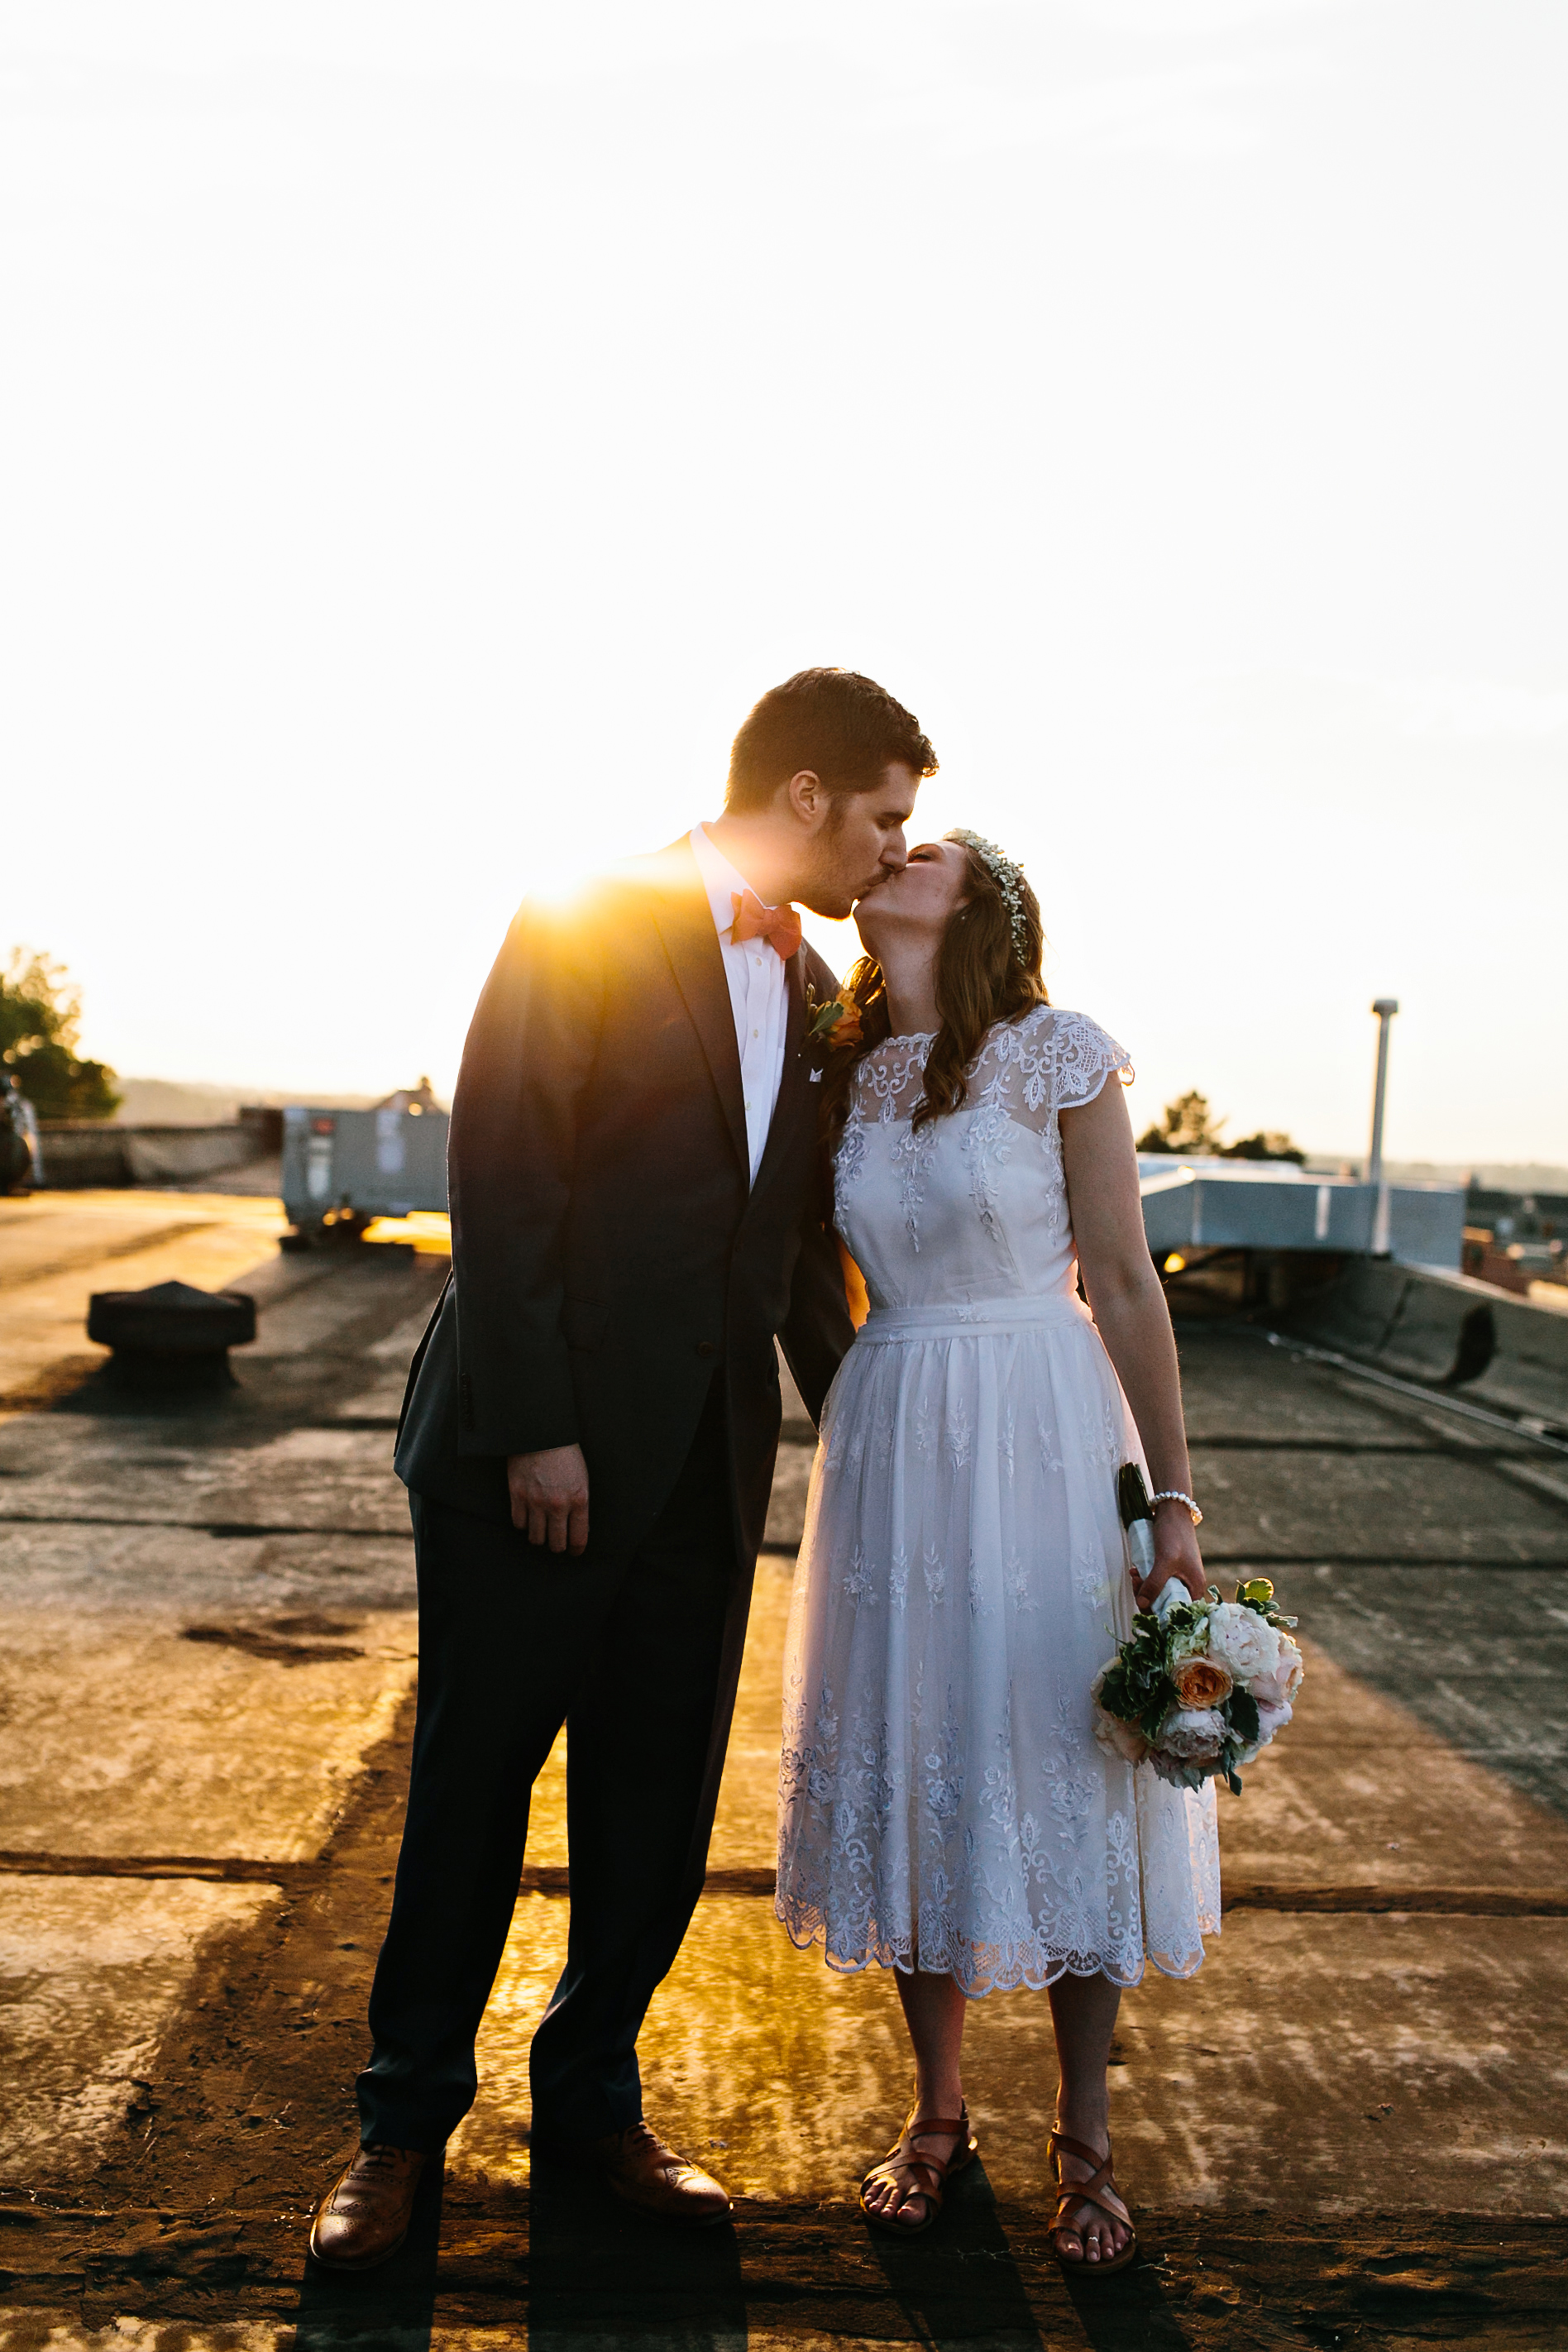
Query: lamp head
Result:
<box><xmin>1371</xmin><ymin>997</ymin><xmax>1399</xmax><ymax>1018</ymax></box>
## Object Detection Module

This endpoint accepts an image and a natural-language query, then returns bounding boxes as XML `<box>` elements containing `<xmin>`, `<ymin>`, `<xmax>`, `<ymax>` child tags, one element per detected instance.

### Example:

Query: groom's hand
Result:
<box><xmin>506</xmin><ymin>1444</ymin><xmax>590</xmax><ymax>1555</ymax></box>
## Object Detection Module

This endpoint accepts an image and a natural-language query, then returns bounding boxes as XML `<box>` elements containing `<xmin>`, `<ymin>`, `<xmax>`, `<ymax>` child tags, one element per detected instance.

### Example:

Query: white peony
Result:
<box><xmin>1250</xmin><ymin>1636</ymin><xmax>1304</xmax><ymax>1709</ymax></box>
<box><xmin>1158</xmin><ymin>1706</ymin><xmax>1227</xmax><ymax>1764</ymax></box>
<box><xmin>1207</xmin><ymin>1602</ymin><xmax>1281</xmax><ymax>1685</ymax></box>
<box><xmin>1235</xmin><ymin>1699</ymin><xmax>1293</xmax><ymax>1766</ymax></box>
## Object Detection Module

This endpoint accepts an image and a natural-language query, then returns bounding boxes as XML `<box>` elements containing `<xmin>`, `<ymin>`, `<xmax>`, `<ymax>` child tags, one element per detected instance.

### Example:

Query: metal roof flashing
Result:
<box><xmin>1139</xmin><ymin>1160</ymin><xmax>1466</xmax><ymax>1267</ymax></box>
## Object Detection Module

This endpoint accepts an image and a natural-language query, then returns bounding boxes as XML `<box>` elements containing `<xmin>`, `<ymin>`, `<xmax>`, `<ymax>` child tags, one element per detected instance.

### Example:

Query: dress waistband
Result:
<box><xmin>856</xmin><ymin>1291</ymin><xmax>1092</xmax><ymax>1343</ymax></box>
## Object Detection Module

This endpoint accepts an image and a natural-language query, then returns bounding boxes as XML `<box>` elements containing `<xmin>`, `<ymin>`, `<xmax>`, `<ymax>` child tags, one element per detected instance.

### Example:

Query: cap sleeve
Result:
<box><xmin>1049</xmin><ymin>1008</ymin><xmax>1135</xmax><ymax>1112</ymax></box>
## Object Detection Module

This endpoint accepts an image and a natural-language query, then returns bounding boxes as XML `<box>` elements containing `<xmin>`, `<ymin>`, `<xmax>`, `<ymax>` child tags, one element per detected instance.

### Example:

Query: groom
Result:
<box><xmin>309</xmin><ymin>668</ymin><xmax>936</xmax><ymax>2265</ymax></box>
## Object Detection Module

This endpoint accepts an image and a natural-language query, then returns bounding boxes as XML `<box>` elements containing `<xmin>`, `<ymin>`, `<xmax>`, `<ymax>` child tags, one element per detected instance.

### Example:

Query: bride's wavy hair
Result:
<box><xmin>821</xmin><ymin>833</ymin><xmax>1048</xmax><ymax>1147</ymax></box>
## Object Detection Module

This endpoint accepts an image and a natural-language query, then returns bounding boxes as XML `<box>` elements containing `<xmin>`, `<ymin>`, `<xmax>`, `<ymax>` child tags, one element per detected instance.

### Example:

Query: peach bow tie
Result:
<box><xmin>730</xmin><ymin>890</ymin><xmax>802</xmax><ymax>960</ymax></box>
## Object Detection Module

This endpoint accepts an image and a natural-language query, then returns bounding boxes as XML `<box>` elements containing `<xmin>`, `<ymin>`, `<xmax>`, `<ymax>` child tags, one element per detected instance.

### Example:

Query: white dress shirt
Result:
<box><xmin>689</xmin><ymin>823</ymin><xmax>791</xmax><ymax>1186</ymax></box>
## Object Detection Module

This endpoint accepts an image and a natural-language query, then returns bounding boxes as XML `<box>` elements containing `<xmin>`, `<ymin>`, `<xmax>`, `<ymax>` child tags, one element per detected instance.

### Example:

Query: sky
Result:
<box><xmin>3</xmin><ymin>0</ymin><xmax>1564</xmax><ymax>1161</ymax></box>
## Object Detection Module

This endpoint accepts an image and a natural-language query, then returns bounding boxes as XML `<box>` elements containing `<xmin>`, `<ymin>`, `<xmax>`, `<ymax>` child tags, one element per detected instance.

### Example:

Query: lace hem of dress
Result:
<box><xmin>772</xmin><ymin>1894</ymin><xmax>1215</xmax><ymax>1995</ymax></box>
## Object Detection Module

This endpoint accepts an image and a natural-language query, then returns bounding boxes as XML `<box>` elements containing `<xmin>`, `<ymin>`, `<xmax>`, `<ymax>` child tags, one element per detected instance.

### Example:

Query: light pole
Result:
<box><xmin>1368</xmin><ymin>997</ymin><xmax>1398</xmax><ymax>1253</ymax></box>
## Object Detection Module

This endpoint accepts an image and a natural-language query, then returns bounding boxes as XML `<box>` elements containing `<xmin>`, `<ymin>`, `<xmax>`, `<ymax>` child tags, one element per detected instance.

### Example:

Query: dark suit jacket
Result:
<box><xmin>394</xmin><ymin>836</ymin><xmax>855</xmax><ymax>1564</ymax></box>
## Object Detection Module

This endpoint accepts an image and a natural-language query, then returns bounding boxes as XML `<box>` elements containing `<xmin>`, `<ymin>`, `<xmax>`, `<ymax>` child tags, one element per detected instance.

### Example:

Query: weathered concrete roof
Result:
<box><xmin>0</xmin><ymin>1188</ymin><xmax>1565</xmax><ymax>2342</ymax></box>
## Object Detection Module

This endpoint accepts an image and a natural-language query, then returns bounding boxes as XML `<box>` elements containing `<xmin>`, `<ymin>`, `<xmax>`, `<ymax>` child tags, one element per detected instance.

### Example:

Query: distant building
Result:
<box><xmin>1462</xmin><ymin>1185</ymin><xmax>1567</xmax><ymax>1297</ymax></box>
<box><xmin>374</xmin><ymin>1075</ymin><xmax>444</xmax><ymax>1116</ymax></box>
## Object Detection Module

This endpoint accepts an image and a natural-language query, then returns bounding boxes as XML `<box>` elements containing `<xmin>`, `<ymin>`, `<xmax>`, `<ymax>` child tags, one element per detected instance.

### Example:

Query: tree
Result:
<box><xmin>1136</xmin><ymin>1090</ymin><xmax>1225</xmax><ymax>1154</ymax></box>
<box><xmin>1221</xmin><ymin>1131</ymin><xmax>1306</xmax><ymax>1165</ymax></box>
<box><xmin>1136</xmin><ymin>1088</ymin><xmax>1306</xmax><ymax>1164</ymax></box>
<box><xmin>1</xmin><ymin>949</ymin><xmax>122</xmax><ymax>1121</ymax></box>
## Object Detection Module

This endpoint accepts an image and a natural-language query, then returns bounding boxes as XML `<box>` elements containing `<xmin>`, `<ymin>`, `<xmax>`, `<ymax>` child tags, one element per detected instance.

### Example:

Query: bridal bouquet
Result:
<box><xmin>1091</xmin><ymin>1577</ymin><xmax>1303</xmax><ymax>1795</ymax></box>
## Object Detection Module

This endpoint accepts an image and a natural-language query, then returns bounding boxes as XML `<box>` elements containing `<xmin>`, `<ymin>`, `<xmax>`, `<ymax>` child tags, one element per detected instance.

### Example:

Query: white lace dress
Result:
<box><xmin>776</xmin><ymin>1005</ymin><xmax>1220</xmax><ymax>1994</ymax></box>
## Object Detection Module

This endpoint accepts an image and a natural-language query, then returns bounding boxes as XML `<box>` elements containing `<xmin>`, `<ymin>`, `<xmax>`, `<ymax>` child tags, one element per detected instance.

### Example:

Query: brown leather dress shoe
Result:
<box><xmin>586</xmin><ymin>2119</ymin><xmax>732</xmax><ymax>2225</ymax></box>
<box><xmin>308</xmin><ymin>2142</ymin><xmax>428</xmax><ymax>2269</ymax></box>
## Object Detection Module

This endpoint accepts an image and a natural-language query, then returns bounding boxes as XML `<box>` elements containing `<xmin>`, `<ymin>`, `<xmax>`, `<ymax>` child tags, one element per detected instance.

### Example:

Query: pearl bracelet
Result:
<box><xmin>1150</xmin><ymin>1489</ymin><xmax>1203</xmax><ymax>1527</ymax></box>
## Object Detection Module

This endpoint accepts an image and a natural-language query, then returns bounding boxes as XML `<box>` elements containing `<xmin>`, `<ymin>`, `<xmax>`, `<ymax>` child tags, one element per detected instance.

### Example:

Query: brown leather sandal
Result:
<box><xmin>1047</xmin><ymin>2128</ymin><xmax>1138</xmax><ymax>2277</ymax></box>
<box><xmin>858</xmin><ymin>2094</ymin><xmax>978</xmax><ymax>2235</ymax></box>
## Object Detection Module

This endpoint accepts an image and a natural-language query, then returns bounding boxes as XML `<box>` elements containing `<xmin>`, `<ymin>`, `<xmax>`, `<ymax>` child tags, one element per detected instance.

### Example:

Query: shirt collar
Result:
<box><xmin>689</xmin><ymin>822</ymin><xmax>776</xmax><ymax>945</ymax></box>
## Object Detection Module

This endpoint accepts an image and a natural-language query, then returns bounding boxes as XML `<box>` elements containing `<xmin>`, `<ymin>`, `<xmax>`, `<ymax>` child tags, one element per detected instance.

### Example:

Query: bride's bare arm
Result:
<box><xmin>1059</xmin><ymin>1079</ymin><xmax>1207</xmax><ymax>1606</ymax></box>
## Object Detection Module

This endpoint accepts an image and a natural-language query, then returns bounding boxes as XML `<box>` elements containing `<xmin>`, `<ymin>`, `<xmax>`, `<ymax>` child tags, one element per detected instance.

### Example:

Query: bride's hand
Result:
<box><xmin>1133</xmin><ymin>1503</ymin><xmax>1207</xmax><ymax>1611</ymax></box>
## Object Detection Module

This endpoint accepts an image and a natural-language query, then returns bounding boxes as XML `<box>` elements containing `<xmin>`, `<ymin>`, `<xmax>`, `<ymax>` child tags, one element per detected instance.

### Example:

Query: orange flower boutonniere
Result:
<box><xmin>806</xmin><ymin>991</ymin><xmax>863</xmax><ymax>1053</ymax></box>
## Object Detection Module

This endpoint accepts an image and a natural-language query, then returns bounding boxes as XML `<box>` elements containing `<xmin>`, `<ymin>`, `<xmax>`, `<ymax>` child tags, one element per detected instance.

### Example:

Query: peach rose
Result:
<box><xmin>1093</xmin><ymin>1709</ymin><xmax>1151</xmax><ymax>1766</ymax></box>
<box><xmin>1169</xmin><ymin>1653</ymin><xmax>1234</xmax><ymax>1709</ymax></box>
<box><xmin>1090</xmin><ymin>1664</ymin><xmax>1152</xmax><ymax>1766</ymax></box>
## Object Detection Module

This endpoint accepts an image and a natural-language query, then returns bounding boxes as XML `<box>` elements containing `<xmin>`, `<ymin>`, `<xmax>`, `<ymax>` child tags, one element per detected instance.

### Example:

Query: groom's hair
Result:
<box><xmin>724</xmin><ymin>669</ymin><xmax>938</xmax><ymax>813</ymax></box>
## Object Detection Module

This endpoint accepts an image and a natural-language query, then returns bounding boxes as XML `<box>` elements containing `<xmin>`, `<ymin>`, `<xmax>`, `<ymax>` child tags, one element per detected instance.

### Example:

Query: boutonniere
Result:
<box><xmin>805</xmin><ymin>982</ymin><xmax>863</xmax><ymax>1053</ymax></box>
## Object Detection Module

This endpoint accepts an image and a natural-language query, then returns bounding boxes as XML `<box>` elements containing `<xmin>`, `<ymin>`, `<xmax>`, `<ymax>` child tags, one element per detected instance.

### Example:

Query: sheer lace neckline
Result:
<box><xmin>842</xmin><ymin>1007</ymin><xmax>1132</xmax><ymax>1148</ymax></box>
<box><xmin>861</xmin><ymin>1010</ymin><xmax>1042</xmax><ymax>1066</ymax></box>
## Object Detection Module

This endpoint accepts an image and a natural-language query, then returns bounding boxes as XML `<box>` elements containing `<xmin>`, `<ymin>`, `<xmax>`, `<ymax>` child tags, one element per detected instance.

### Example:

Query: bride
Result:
<box><xmin>775</xmin><ymin>829</ymin><xmax>1218</xmax><ymax>2273</ymax></box>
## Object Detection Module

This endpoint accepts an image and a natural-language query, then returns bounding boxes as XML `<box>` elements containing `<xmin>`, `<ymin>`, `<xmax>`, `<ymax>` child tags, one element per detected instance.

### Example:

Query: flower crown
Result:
<box><xmin>947</xmin><ymin>828</ymin><xmax>1030</xmax><ymax>962</ymax></box>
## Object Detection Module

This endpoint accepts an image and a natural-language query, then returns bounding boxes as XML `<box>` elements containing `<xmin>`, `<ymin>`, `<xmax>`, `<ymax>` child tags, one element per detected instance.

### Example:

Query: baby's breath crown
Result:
<box><xmin>946</xmin><ymin>828</ymin><xmax>1030</xmax><ymax>962</ymax></box>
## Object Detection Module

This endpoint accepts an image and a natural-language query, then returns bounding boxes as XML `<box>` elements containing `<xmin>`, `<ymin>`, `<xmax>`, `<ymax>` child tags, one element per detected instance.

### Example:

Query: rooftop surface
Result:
<box><xmin>0</xmin><ymin>1189</ymin><xmax>1565</xmax><ymax>2348</ymax></box>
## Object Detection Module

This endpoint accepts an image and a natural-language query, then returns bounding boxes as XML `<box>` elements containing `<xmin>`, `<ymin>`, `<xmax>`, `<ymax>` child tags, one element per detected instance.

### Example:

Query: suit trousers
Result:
<box><xmin>357</xmin><ymin>1376</ymin><xmax>749</xmax><ymax>2149</ymax></box>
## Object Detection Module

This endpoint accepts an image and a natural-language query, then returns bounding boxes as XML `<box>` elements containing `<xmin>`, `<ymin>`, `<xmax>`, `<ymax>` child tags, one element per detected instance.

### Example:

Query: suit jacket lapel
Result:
<box><xmin>750</xmin><ymin>944</ymin><xmax>810</xmax><ymax>1203</ymax></box>
<box><xmin>648</xmin><ymin>839</ymin><xmax>749</xmax><ymax>1178</ymax></box>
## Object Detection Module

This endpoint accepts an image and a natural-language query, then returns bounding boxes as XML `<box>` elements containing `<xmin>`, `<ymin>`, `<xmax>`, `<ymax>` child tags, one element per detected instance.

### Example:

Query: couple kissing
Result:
<box><xmin>309</xmin><ymin>667</ymin><xmax>1217</xmax><ymax>2278</ymax></box>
